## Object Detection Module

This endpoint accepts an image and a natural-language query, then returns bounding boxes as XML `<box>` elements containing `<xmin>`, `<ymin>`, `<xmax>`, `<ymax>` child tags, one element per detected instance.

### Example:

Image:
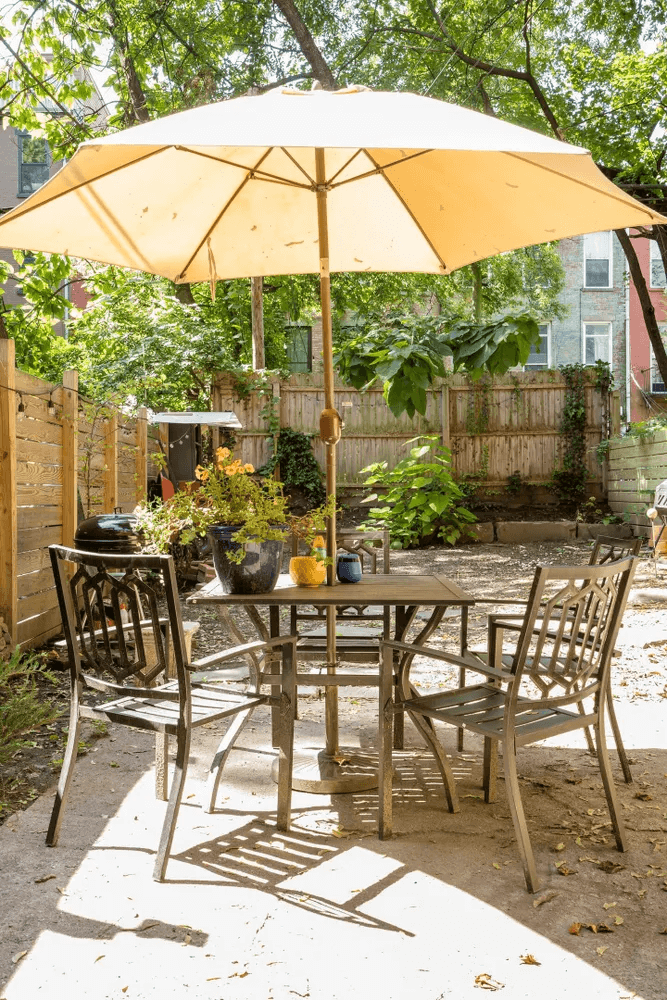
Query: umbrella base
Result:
<box><xmin>272</xmin><ymin>746</ymin><xmax>380</xmax><ymax>793</ymax></box>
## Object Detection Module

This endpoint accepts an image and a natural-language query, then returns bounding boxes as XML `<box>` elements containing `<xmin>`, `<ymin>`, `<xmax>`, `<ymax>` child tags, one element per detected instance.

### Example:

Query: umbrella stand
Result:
<box><xmin>284</xmin><ymin>150</ymin><xmax>379</xmax><ymax>793</ymax></box>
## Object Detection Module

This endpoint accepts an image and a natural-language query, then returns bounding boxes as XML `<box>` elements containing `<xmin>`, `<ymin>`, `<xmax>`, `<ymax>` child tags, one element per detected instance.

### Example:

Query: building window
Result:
<box><xmin>524</xmin><ymin>323</ymin><xmax>550</xmax><ymax>369</ymax></box>
<box><xmin>583</xmin><ymin>322</ymin><xmax>612</xmax><ymax>364</ymax></box>
<box><xmin>284</xmin><ymin>325</ymin><xmax>311</xmax><ymax>373</ymax></box>
<box><xmin>650</xmin><ymin>330</ymin><xmax>667</xmax><ymax>393</ymax></box>
<box><xmin>650</xmin><ymin>240</ymin><xmax>667</xmax><ymax>288</ymax></box>
<box><xmin>18</xmin><ymin>132</ymin><xmax>50</xmax><ymax>197</ymax></box>
<box><xmin>583</xmin><ymin>231</ymin><xmax>612</xmax><ymax>288</ymax></box>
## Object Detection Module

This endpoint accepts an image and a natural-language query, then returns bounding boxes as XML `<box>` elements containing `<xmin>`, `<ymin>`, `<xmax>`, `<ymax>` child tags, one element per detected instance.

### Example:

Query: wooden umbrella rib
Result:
<box><xmin>0</xmin><ymin>146</ymin><xmax>169</xmax><ymax>223</ymax></box>
<box><xmin>505</xmin><ymin>151</ymin><xmax>665</xmax><ymax>221</ymax></box>
<box><xmin>177</xmin><ymin>145</ymin><xmax>312</xmax><ymax>189</ymax></box>
<box><xmin>363</xmin><ymin>150</ymin><xmax>448</xmax><ymax>272</ymax></box>
<box><xmin>327</xmin><ymin>149</ymin><xmax>365</xmax><ymax>185</ymax></box>
<box><xmin>176</xmin><ymin>147</ymin><xmax>275</xmax><ymax>282</ymax></box>
<box><xmin>279</xmin><ymin>147</ymin><xmax>316</xmax><ymax>185</ymax></box>
<box><xmin>329</xmin><ymin>148</ymin><xmax>435</xmax><ymax>190</ymax></box>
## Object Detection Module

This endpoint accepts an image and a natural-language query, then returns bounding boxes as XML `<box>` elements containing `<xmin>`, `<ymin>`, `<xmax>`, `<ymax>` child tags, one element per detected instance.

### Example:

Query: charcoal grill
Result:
<box><xmin>74</xmin><ymin>508</ymin><xmax>141</xmax><ymax>554</ymax></box>
<box><xmin>646</xmin><ymin>478</ymin><xmax>667</xmax><ymax>572</ymax></box>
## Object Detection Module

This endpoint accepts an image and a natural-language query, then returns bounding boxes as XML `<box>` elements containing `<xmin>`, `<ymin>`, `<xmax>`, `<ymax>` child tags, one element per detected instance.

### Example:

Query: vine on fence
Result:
<box><xmin>549</xmin><ymin>362</ymin><xmax>613</xmax><ymax>505</ymax></box>
<box><xmin>465</xmin><ymin>373</ymin><xmax>492</xmax><ymax>434</ymax></box>
<box><xmin>259</xmin><ymin>428</ymin><xmax>325</xmax><ymax>505</ymax></box>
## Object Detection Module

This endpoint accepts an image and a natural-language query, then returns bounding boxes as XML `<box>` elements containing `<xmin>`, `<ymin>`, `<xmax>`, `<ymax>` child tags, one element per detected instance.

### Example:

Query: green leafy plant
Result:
<box><xmin>575</xmin><ymin>496</ymin><xmax>623</xmax><ymax>525</ymax></box>
<box><xmin>549</xmin><ymin>364</ymin><xmax>595</xmax><ymax>505</ymax></box>
<box><xmin>0</xmin><ymin>649</ymin><xmax>60</xmax><ymax>765</ymax></box>
<box><xmin>135</xmin><ymin>447</ymin><xmax>290</xmax><ymax>563</ymax></box>
<box><xmin>261</xmin><ymin>428</ymin><xmax>326</xmax><ymax>505</ymax></box>
<box><xmin>359</xmin><ymin>436</ymin><xmax>476</xmax><ymax>548</ymax></box>
<box><xmin>506</xmin><ymin>471</ymin><xmax>523</xmax><ymax>496</ymax></box>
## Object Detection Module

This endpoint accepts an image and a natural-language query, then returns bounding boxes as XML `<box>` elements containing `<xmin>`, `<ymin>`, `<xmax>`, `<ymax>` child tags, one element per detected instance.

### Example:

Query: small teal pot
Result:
<box><xmin>336</xmin><ymin>553</ymin><xmax>362</xmax><ymax>583</ymax></box>
<box><xmin>207</xmin><ymin>525</ymin><xmax>285</xmax><ymax>595</ymax></box>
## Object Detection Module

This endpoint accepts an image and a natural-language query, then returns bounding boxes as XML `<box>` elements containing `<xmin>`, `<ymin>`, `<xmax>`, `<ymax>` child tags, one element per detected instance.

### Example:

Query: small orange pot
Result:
<box><xmin>289</xmin><ymin>555</ymin><xmax>326</xmax><ymax>588</ymax></box>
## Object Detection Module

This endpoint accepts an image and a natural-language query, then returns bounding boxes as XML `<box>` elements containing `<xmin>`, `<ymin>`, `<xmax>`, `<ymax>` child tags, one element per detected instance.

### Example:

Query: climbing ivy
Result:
<box><xmin>549</xmin><ymin>363</ymin><xmax>613</xmax><ymax>505</ymax></box>
<box><xmin>260</xmin><ymin>428</ymin><xmax>325</xmax><ymax>505</ymax></box>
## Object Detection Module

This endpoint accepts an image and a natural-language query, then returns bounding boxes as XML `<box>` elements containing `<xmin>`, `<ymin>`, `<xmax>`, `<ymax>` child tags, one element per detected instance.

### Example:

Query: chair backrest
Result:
<box><xmin>508</xmin><ymin>556</ymin><xmax>637</xmax><ymax>707</ymax></box>
<box><xmin>291</xmin><ymin>529</ymin><xmax>390</xmax><ymax>574</ymax></box>
<box><xmin>49</xmin><ymin>545</ymin><xmax>189</xmax><ymax>698</ymax></box>
<box><xmin>589</xmin><ymin>534</ymin><xmax>642</xmax><ymax>566</ymax></box>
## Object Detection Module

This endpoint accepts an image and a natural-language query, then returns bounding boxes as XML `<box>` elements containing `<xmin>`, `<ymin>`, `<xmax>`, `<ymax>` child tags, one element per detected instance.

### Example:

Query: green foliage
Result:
<box><xmin>359</xmin><ymin>436</ymin><xmax>476</xmax><ymax>548</ymax></box>
<box><xmin>335</xmin><ymin>312</ymin><xmax>540</xmax><ymax>418</ymax></box>
<box><xmin>575</xmin><ymin>496</ymin><xmax>622</xmax><ymax>525</ymax></box>
<box><xmin>0</xmin><ymin>649</ymin><xmax>60</xmax><ymax>765</ymax></box>
<box><xmin>262</xmin><ymin>428</ymin><xmax>326</xmax><ymax>505</ymax></box>
<box><xmin>506</xmin><ymin>471</ymin><xmax>523</xmax><ymax>496</ymax></box>
<box><xmin>465</xmin><ymin>375</ymin><xmax>493</xmax><ymax>434</ymax></box>
<box><xmin>135</xmin><ymin>448</ymin><xmax>290</xmax><ymax>563</ymax></box>
<box><xmin>624</xmin><ymin>416</ymin><xmax>667</xmax><ymax>441</ymax></box>
<box><xmin>549</xmin><ymin>363</ymin><xmax>613</xmax><ymax>504</ymax></box>
<box><xmin>287</xmin><ymin>494</ymin><xmax>337</xmax><ymax>559</ymax></box>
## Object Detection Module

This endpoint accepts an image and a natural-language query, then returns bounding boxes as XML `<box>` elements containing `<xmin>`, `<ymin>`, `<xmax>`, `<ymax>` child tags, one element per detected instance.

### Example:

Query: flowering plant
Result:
<box><xmin>287</xmin><ymin>494</ymin><xmax>338</xmax><ymax>561</ymax></box>
<box><xmin>135</xmin><ymin>447</ymin><xmax>290</xmax><ymax>562</ymax></box>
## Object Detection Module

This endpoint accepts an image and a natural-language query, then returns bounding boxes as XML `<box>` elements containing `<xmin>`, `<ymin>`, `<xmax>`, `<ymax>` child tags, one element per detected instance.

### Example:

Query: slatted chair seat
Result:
<box><xmin>47</xmin><ymin>545</ymin><xmax>297</xmax><ymax>881</ymax></box>
<box><xmin>379</xmin><ymin>555</ymin><xmax>638</xmax><ymax>893</ymax></box>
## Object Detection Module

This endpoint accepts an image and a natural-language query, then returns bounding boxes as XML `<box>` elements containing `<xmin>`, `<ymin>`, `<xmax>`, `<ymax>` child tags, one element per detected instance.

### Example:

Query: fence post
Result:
<box><xmin>0</xmin><ymin>339</ymin><xmax>17</xmax><ymax>644</ymax></box>
<box><xmin>441</xmin><ymin>384</ymin><xmax>450</xmax><ymax>449</ymax></box>
<box><xmin>610</xmin><ymin>390</ymin><xmax>621</xmax><ymax>437</ymax></box>
<box><xmin>272</xmin><ymin>380</ymin><xmax>281</xmax><ymax>479</ymax></box>
<box><xmin>135</xmin><ymin>406</ymin><xmax>148</xmax><ymax>503</ymax></box>
<box><xmin>103</xmin><ymin>411</ymin><xmax>118</xmax><ymax>511</ymax></box>
<box><xmin>62</xmin><ymin>369</ymin><xmax>79</xmax><ymax>546</ymax></box>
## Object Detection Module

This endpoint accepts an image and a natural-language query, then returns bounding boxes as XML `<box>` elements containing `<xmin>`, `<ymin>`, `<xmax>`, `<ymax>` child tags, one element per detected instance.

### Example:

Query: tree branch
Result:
<box><xmin>616</xmin><ymin>226</ymin><xmax>667</xmax><ymax>389</ymax></box>
<box><xmin>271</xmin><ymin>0</ymin><xmax>337</xmax><ymax>90</ymax></box>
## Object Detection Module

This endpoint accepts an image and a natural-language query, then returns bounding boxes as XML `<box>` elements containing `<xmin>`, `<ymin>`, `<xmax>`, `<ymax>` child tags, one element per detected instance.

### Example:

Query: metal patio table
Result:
<box><xmin>189</xmin><ymin>573</ymin><xmax>474</xmax><ymax>793</ymax></box>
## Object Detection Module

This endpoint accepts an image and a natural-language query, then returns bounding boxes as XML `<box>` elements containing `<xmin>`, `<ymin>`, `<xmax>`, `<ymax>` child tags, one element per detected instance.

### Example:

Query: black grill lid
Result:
<box><xmin>74</xmin><ymin>508</ymin><xmax>141</xmax><ymax>553</ymax></box>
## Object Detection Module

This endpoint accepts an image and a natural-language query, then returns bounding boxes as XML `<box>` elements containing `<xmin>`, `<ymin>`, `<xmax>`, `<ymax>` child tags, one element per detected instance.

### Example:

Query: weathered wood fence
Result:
<box><xmin>0</xmin><ymin>340</ymin><xmax>158</xmax><ymax>649</ymax></box>
<box><xmin>608</xmin><ymin>427</ymin><xmax>667</xmax><ymax>534</ymax></box>
<box><xmin>213</xmin><ymin>371</ymin><xmax>610</xmax><ymax>491</ymax></box>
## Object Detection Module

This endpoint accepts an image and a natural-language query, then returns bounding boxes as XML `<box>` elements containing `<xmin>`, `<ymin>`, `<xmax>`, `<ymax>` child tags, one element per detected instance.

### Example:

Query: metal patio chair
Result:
<box><xmin>48</xmin><ymin>545</ymin><xmax>296</xmax><ymax>881</ymax></box>
<box><xmin>378</xmin><ymin>556</ymin><xmax>638</xmax><ymax>893</ymax></box>
<box><xmin>456</xmin><ymin>535</ymin><xmax>642</xmax><ymax>781</ymax></box>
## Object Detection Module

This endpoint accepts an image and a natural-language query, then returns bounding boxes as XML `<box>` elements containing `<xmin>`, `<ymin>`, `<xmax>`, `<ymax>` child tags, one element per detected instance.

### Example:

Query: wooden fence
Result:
<box><xmin>213</xmin><ymin>370</ymin><xmax>610</xmax><ymax>491</ymax></box>
<box><xmin>608</xmin><ymin>427</ymin><xmax>667</xmax><ymax>533</ymax></box>
<box><xmin>0</xmin><ymin>340</ymin><xmax>159</xmax><ymax>649</ymax></box>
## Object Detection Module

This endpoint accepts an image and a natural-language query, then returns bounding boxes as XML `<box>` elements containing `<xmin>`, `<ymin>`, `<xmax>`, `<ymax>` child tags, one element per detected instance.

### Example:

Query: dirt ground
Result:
<box><xmin>1</xmin><ymin>538</ymin><xmax>667</xmax><ymax>1000</ymax></box>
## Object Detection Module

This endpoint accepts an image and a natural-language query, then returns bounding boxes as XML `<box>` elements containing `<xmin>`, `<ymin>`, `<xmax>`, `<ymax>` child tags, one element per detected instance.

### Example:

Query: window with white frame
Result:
<box><xmin>17</xmin><ymin>132</ymin><xmax>49</xmax><ymax>197</ymax></box>
<box><xmin>583</xmin><ymin>231</ymin><xmax>612</xmax><ymax>288</ymax></box>
<box><xmin>650</xmin><ymin>240</ymin><xmax>667</xmax><ymax>288</ymax></box>
<box><xmin>583</xmin><ymin>322</ymin><xmax>612</xmax><ymax>364</ymax></box>
<box><xmin>524</xmin><ymin>323</ymin><xmax>550</xmax><ymax>369</ymax></box>
<box><xmin>650</xmin><ymin>329</ymin><xmax>667</xmax><ymax>393</ymax></box>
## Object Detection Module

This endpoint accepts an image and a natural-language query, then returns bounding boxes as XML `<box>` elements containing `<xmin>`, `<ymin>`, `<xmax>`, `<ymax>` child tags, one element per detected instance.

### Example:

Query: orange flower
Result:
<box><xmin>216</xmin><ymin>446</ymin><xmax>231</xmax><ymax>460</ymax></box>
<box><xmin>194</xmin><ymin>465</ymin><xmax>209</xmax><ymax>482</ymax></box>
<box><xmin>244</xmin><ymin>463</ymin><xmax>255</xmax><ymax>473</ymax></box>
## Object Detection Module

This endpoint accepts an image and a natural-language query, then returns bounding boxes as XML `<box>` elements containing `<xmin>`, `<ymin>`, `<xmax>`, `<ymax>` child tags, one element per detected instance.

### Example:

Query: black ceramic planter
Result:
<box><xmin>207</xmin><ymin>525</ymin><xmax>285</xmax><ymax>594</ymax></box>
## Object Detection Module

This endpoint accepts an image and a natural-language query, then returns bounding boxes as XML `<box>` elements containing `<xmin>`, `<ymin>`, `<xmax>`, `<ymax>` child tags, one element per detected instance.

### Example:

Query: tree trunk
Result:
<box><xmin>615</xmin><ymin>227</ymin><xmax>667</xmax><ymax>390</ymax></box>
<box><xmin>251</xmin><ymin>276</ymin><xmax>265</xmax><ymax>368</ymax></box>
<box><xmin>271</xmin><ymin>0</ymin><xmax>338</xmax><ymax>90</ymax></box>
<box><xmin>107</xmin><ymin>1</ymin><xmax>151</xmax><ymax>124</ymax></box>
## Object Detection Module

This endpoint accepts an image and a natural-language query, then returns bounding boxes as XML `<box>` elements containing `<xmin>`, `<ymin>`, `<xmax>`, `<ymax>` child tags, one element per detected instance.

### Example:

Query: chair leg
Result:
<box><xmin>276</xmin><ymin>643</ymin><xmax>296</xmax><ymax>832</ymax></box>
<box><xmin>155</xmin><ymin>733</ymin><xmax>169</xmax><ymax>800</ymax></box>
<box><xmin>46</xmin><ymin>715</ymin><xmax>82</xmax><ymax>847</ymax></box>
<box><xmin>606</xmin><ymin>686</ymin><xmax>633</xmax><ymax>784</ymax></box>
<box><xmin>482</xmin><ymin>737</ymin><xmax>497</xmax><ymax>803</ymax></box>
<box><xmin>594</xmin><ymin>717</ymin><xmax>628</xmax><ymax>853</ymax></box>
<box><xmin>153</xmin><ymin>725</ymin><xmax>191</xmax><ymax>881</ymax></box>
<box><xmin>204</xmin><ymin>705</ymin><xmax>258</xmax><ymax>813</ymax></box>
<box><xmin>503</xmin><ymin>739</ymin><xmax>540</xmax><ymax>893</ymax></box>
<box><xmin>379</xmin><ymin>645</ymin><xmax>395</xmax><ymax>838</ymax></box>
<box><xmin>457</xmin><ymin>665</ymin><xmax>466</xmax><ymax>752</ymax></box>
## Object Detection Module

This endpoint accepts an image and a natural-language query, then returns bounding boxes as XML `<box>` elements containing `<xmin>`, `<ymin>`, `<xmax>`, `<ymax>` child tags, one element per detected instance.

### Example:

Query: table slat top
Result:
<box><xmin>189</xmin><ymin>573</ymin><xmax>474</xmax><ymax>607</ymax></box>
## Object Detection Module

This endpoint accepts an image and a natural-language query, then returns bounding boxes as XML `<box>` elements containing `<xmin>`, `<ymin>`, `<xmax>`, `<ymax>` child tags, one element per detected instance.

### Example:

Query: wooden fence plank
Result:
<box><xmin>0</xmin><ymin>339</ymin><xmax>18</xmax><ymax>643</ymax></box>
<box><xmin>62</xmin><ymin>370</ymin><xmax>78</xmax><ymax>548</ymax></box>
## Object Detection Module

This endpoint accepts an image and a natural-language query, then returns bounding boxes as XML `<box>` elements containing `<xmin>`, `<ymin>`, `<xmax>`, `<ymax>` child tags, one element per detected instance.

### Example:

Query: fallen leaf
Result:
<box><xmin>206</xmin><ymin>978</ymin><xmax>221</xmax><ymax>982</ymax></box>
<box><xmin>602</xmin><ymin>902</ymin><xmax>617</xmax><ymax>910</ymax></box>
<box><xmin>598</xmin><ymin>860</ymin><xmax>625</xmax><ymax>874</ymax></box>
<box><xmin>11</xmin><ymin>951</ymin><xmax>27</xmax><ymax>965</ymax></box>
<box><xmin>474</xmin><ymin>973</ymin><xmax>504</xmax><ymax>991</ymax></box>
<box><xmin>556</xmin><ymin>864</ymin><xmax>578</xmax><ymax>876</ymax></box>
<box><xmin>565</xmin><ymin>777</ymin><xmax>582</xmax><ymax>785</ymax></box>
<box><xmin>94</xmin><ymin>955</ymin><xmax>105</xmax><ymax>963</ymax></box>
<box><xmin>34</xmin><ymin>874</ymin><xmax>56</xmax><ymax>884</ymax></box>
<box><xmin>520</xmin><ymin>954</ymin><xmax>541</xmax><ymax>965</ymax></box>
<box><xmin>553</xmin><ymin>843</ymin><xmax>566</xmax><ymax>852</ymax></box>
<box><xmin>533</xmin><ymin>891</ymin><xmax>558</xmax><ymax>908</ymax></box>
<box><xmin>492</xmin><ymin>863</ymin><xmax>502</xmax><ymax>870</ymax></box>
<box><xmin>596</xmin><ymin>946</ymin><xmax>609</xmax><ymax>956</ymax></box>
<box><xmin>579</xmin><ymin>856</ymin><xmax>600</xmax><ymax>864</ymax></box>
<box><xmin>635</xmin><ymin>792</ymin><xmax>653</xmax><ymax>802</ymax></box>
<box><xmin>229</xmin><ymin>971</ymin><xmax>249</xmax><ymax>979</ymax></box>
<box><xmin>122</xmin><ymin>989</ymin><xmax>128</xmax><ymax>994</ymax></box>
<box><xmin>659</xmin><ymin>928</ymin><xmax>667</xmax><ymax>935</ymax></box>
<box><xmin>596</xmin><ymin>923</ymin><xmax>614</xmax><ymax>933</ymax></box>
<box><xmin>614</xmin><ymin>916</ymin><xmax>624</xmax><ymax>926</ymax></box>
<box><xmin>569</xmin><ymin>923</ymin><xmax>583</xmax><ymax>935</ymax></box>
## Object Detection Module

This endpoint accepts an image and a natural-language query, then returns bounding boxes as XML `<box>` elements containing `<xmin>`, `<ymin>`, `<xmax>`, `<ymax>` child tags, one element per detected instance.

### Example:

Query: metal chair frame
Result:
<box><xmin>456</xmin><ymin>535</ymin><xmax>642</xmax><ymax>781</ymax></box>
<box><xmin>48</xmin><ymin>545</ymin><xmax>296</xmax><ymax>881</ymax></box>
<box><xmin>379</xmin><ymin>556</ymin><xmax>638</xmax><ymax>893</ymax></box>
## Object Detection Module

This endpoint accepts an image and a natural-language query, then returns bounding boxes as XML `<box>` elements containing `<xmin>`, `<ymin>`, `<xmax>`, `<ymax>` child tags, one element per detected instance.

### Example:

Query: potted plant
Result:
<box><xmin>287</xmin><ymin>494</ymin><xmax>337</xmax><ymax>587</ymax></box>
<box><xmin>135</xmin><ymin>447</ymin><xmax>290</xmax><ymax>594</ymax></box>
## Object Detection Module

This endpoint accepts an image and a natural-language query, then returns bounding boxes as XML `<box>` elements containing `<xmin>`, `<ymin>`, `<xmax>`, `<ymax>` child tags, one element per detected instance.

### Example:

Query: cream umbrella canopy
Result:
<box><xmin>1</xmin><ymin>86</ymin><xmax>665</xmax><ymax>773</ymax></box>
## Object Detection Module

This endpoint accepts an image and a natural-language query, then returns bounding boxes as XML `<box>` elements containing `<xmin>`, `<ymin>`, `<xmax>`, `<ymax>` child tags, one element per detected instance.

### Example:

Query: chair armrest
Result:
<box><xmin>189</xmin><ymin>634</ymin><xmax>298</xmax><ymax>671</ymax></box>
<box><xmin>379</xmin><ymin>639</ymin><xmax>512</xmax><ymax>683</ymax></box>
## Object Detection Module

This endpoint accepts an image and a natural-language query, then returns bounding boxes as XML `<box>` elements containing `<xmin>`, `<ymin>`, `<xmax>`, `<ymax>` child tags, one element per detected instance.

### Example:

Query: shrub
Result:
<box><xmin>0</xmin><ymin>648</ymin><xmax>60</xmax><ymax>764</ymax></box>
<box><xmin>359</xmin><ymin>436</ymin><xmax>476</xmax><ymax>548</ymax></box>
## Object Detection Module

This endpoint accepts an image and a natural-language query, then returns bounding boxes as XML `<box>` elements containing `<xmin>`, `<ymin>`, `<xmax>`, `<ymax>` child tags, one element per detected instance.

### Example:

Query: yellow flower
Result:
<box><xmin>194</xmin><ymin>465</ymin><xmax>209</xmax><ymax>482</ymax></box>
<box><xmin>216</xmin><ymin>446</ymin><xmax>231</xmax><ymax>460</ymax></box>
<box><xmin>243</xmin><ymin>463</ymin><xmax>255</xmax><ymax>473</ymax></box>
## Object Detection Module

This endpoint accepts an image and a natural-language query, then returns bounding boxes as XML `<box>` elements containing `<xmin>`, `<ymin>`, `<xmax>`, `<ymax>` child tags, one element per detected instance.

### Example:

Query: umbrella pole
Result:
<box><xmin>316</xmin><ymin>148</ymin><xmax>340</xmax><ymax>757</ymax></box>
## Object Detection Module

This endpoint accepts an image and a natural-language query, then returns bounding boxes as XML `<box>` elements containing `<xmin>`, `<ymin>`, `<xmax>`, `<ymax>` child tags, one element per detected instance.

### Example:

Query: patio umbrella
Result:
<box><xmin>1</xmin><ymin>86</ymin><xmax>664</xmax><ymax>766</ymax></box>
